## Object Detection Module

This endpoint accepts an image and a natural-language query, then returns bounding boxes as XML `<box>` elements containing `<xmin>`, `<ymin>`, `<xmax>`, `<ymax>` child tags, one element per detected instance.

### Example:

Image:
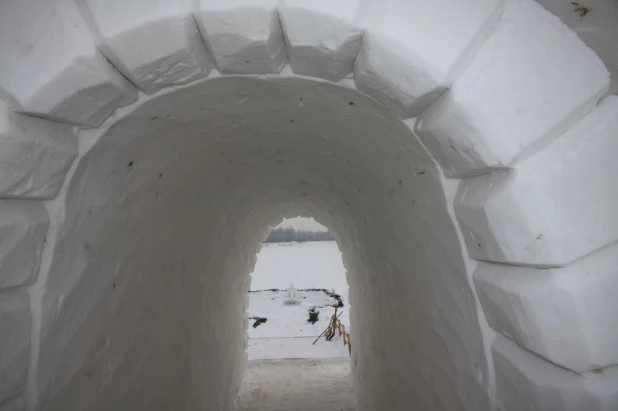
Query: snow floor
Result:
<box><xmin>234</xmin><ymin>359</ymin><xmax>357</xmax><ymax>411</ymax></box>
<box><xmin>248</xmin><ymin>242</ymin><xmax>350</xmax><ymax>360</ymax></box>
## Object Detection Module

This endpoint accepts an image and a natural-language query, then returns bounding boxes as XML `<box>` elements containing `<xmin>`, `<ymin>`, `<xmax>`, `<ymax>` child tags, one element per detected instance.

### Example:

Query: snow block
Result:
<box><xmin>416</xmin><ymin>0</ymin><xmax>610</xmax><ymax>177</ymax></box>
<box><xmin>455</xmin><ymin>95</ymin><xmax>618</xmax><ymax>266</ymax></box>
<box><xmin>493</xmin><ymin>335</ymin><xmax>618</xmax><ymax>411</ymax></box>
<box><xmin>0</xmin><ymin>0</ymin><xmax>138</xmax><ymax>127</ymax></box>
<box><xmin>78</xmin><ymin>0</ymin><xmax>212</xmax><ymax>94</ymax></box>
<box><xmin>0</xmin><ymin>201</ymin><xmax>48</xmax><ymax>290</ymax></box>
<box><xmin>0</xmin><ymin>290</ymin><xmax>31</xmax><ymax>405</ymax></box>
<box><xmin>0</xmin><ymin>396</ymin><xmax>25</xmax><ymax>411</ymax></box>
<box><xmin>475</xmin><ymin>243</ymin><xmax>618</xmax><ymax>373</ymax></box>
<box><xmin>194</xmin><ymin>0</ymin><xmax>286</xmax><ymax>74</ymax></box>
<box><xmin>279</xmin><ymin>0</ymin><xmax>368</xmax><ymax>81</ymax></box>
<box><xmin>0</xmin><ymin>102</ymin><xmax>77</xmax><ymax>199</ymax></box>
<box><xmin>354</xmin><ymin>0</ymin><xmax>502</xmax><ymax>118</ymax></box>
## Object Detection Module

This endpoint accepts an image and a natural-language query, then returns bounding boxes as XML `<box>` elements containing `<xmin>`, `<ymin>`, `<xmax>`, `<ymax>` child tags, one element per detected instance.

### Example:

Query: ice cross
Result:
<box><xmin>287</xmin><ymin>284</ymin><xmax>296</xmax><ymax>299</ymax></box>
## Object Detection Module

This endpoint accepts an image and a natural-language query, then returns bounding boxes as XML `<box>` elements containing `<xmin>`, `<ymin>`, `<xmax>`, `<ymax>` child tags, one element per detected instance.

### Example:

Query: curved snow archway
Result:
<box><xmin>39</xmin><ymin>76</ymin><xmax>490</xmax><ymax>411</ymax></box>
<box><xmin>0</xmin><ymin>1</ymin><xmax>617</xmax><ymax>411</ymax></box>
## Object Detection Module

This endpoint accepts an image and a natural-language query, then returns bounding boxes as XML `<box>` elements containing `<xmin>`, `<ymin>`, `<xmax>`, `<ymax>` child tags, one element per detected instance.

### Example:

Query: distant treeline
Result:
<box><xmin>265</xmin><ymin>227</ymin><xmax>335</xmax><ymax>243</ymax></box>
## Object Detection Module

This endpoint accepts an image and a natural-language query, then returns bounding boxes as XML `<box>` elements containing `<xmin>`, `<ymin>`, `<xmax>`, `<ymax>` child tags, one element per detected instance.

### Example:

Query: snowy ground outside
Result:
<box><xmin>248</xmin><ymin>241</ymin><xmax>350</xmax><ymax>360</ymax></box>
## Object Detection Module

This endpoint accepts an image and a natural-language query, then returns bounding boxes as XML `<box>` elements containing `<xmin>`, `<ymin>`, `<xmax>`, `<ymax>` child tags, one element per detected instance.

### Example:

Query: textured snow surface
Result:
<box><xmin>1</xmin><ymin>0</ymin><xmax>618</xmax><ymax>409</ymax></box>
<box><xmin>416</xmin><ymin>0</ymin><xmax>609</xmax><ymax>177</ymax></box>
<box><xmin>235</xmin><ymin>358</ymin><xmax>356</xmax><ymax>411</ymax></box>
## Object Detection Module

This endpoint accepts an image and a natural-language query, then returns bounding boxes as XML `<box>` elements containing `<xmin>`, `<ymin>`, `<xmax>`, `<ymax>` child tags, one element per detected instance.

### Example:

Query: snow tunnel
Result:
<box><xmin>0</xmin><ymin>1</ymin><xmax>617</xmax><ymax>411</ymax></box>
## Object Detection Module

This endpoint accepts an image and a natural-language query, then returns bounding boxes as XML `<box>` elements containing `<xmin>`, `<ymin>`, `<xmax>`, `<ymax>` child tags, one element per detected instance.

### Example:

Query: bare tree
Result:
<box><xmin>264</xmin><ymin>228</ymin><xmax>334</xmax><ymax>243</ymax></box>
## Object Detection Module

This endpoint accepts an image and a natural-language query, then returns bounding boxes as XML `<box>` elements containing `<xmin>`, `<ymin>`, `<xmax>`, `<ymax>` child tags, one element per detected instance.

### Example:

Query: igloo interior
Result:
<box><xmin>38</xmin><ymin>75</ymin><xmax>491</xmax><ymax>411</ymax></box>
<box><xmin>0</xmin><ymin>1</ymin><xmax>617</xmax><ymax>411</ymax></box>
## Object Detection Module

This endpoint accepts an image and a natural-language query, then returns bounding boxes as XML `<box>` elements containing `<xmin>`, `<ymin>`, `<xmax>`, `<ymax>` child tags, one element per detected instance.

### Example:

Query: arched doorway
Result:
<box><xmin>0</xmin><ymin>1</ymin><xmax>616</xmax><ymax>410</ymax></box>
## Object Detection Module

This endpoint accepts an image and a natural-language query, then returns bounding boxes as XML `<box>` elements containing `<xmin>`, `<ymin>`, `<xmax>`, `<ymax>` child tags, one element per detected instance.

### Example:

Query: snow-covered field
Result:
<box><xmin>248</xmin><ymin>242</ymin><xmax>350</xmax><ymax>360</ymax></box>
<box><xmin>250</xmin><ymin>241</ymin><xmax>348</xmax><ymax>291</ymax></box>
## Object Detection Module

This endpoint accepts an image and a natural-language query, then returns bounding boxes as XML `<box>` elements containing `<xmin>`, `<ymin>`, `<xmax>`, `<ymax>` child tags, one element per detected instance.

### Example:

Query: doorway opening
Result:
<box><xmin>247</xmin><ymin>216</ymin><xmax>350</xmax><ymax>360</ymax></box>
<box><xmin>238</xmin><ymin>216</ymin><xmax>356</xmax><ymax>411</ymax></box>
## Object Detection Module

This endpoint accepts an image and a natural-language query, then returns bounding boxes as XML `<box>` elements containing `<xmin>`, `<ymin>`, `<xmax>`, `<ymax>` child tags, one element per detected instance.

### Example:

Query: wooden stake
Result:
<box><xmin>312</xmin><ymin>310</ymin><xmax>344</xmax><ymax>345</ymax></box>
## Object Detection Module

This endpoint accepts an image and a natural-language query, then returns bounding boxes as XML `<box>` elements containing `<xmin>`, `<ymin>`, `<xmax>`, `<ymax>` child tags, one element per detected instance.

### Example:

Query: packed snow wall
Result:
<box><xmin>28</xmin><ymin>76</ymin><xmax>493</xmax><ymax>410</ymax></box>
<box><xmin>0</xmin><ymin>1</ymin><xmax>617</xmax><ymax>411</ymax></box>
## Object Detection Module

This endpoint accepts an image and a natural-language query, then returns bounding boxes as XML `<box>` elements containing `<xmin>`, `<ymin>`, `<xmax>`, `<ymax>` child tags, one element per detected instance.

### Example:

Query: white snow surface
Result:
<box><xmin>248</xmin><ymin>241</ymin><xmax>350</xmax><ymax>360</ymax></box>
<box><xmin>235</xmin><ymin>358</ymin><xmax>357</xmax><ymax>411</ymax></box>
<box><xmin>250</xmin><ymin>242</ymin><xmax>348</xmax><ymax>291</ymax></box>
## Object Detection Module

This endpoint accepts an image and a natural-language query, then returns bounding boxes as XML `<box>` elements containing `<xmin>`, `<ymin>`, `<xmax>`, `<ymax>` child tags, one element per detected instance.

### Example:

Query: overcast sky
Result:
<box><xmin>275</xmin><ymin>217</ymin><xmax>327</xmax><ymax>232</ymax></box>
